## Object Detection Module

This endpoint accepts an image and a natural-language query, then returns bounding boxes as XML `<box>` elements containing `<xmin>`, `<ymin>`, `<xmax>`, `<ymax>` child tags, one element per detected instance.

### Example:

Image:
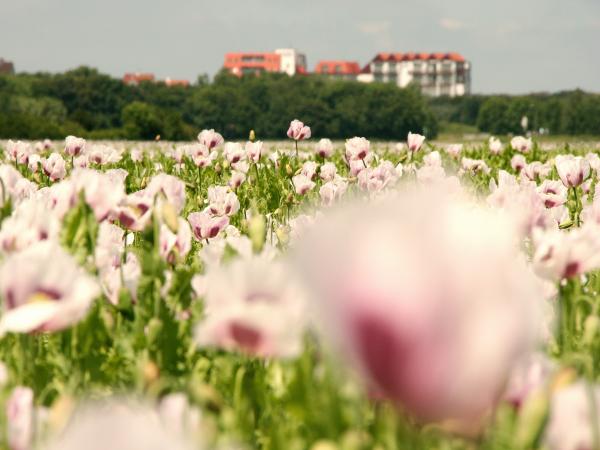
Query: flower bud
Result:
<box><xmin>145</xmin><ymin>318</ymin><xmax>163</xmax><ymax>345</ymax></box>
<box><xmin>514</xmin><ymin>389</ymin><xmax>550</xmax><ymax>449</ymax></box>
<box><xmin>159</xmin><ymin>201</ymin><xmax>179</xmax><ymax>233</ymax></box>
<box><xmin>249</xmin><ymin>129</ymin><xmax>256</xmax><ymax>142</ymax></box>
<box><xmin>310</xmin><ymin>441</ymin><xmax>339</xmax><ymax>450</ymax></box>
<box><xmin>276</xmin><ymin>226</ymin><xmax>290</xmax><ymax>246</ymax></box>
<box><xmin>142</xmin><ymin>360</ymin><xmax>160</xmax><ymax>385</ymax></box>
<box><xmin>248</xmin><ymin>213</ymin><xmax>266</xmax><ymax>253</ymax></box>
<box><xmin>286</xmin><ymin>164</ymin><xmax>293</xmax><ymax>177</ymax></box>
<box><xmin>583</xmin><ymin>315</ymin><xmax>600</xmax><ymax>345</ymax></box>
<box><xmin>550</xmin><ymin>367</ymin><xmax>578</xmax><ymax>392</ymax></box>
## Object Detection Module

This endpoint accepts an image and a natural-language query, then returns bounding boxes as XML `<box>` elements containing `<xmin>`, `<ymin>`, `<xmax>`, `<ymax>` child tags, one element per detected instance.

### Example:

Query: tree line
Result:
<box><xmin>0</xmin><ymin>66</ymin><xmax>599</xmax><ymax>141</ymax></box>
<box><xmin>0</xmin><ymin>67</ymin><xmax>436</xmax><ymax>141</ymax></box>
<box><xmin>429</xmin><ymin>90</ymin><xmax>600</xmax><ymax>135</ymax></box>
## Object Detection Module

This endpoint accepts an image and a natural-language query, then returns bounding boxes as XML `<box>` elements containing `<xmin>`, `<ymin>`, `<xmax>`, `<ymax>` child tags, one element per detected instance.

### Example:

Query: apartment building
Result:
<box><xmin>314</xmin><ymin>61</ymin><xmax>361</xmax><ymax>80</ymax></box>
<box><xmin>223</xmin><ymin>49</ymin><xmax>307</xmax><ymax>76</ymax></box>
<box><xmin>358</xmin><ymin>52</ymin><xmax>471</xmax><ymax>97</ymax></box>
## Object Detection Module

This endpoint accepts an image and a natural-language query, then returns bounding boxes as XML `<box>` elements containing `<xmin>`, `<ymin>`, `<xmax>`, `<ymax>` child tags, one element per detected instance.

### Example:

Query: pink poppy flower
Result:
<box><xmin>0</xmin><ymin>241</ymin><xmax>100</xmax><ymax>335</ymax></box>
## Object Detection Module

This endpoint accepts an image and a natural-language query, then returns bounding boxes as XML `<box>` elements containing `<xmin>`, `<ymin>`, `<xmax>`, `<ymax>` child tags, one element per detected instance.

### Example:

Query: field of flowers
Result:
<box><xmin>0</xmin><ymin>122</ymin><xmax>599</xmax><ymax>450</ymax></box>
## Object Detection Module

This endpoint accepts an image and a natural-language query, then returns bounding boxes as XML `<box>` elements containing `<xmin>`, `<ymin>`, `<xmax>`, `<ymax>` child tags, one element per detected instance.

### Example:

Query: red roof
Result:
<box><xmin>315</xmin><ymin>60</ymin><xmax>361</xmax><ymax>75</ymax></box>
<box><xmin>164</xmin><ymin>78</ymin><xmax>190</xmax><ymax>87</ymax></box>
<box><xmin>372</xmin><ymin>52</ymin><xmax>466</xmax><ymax>63</ymax></box>
<box><xmin>123</xmin><ymin>73</ymin><xmax>155</xmax><ymax>84</ymax></box>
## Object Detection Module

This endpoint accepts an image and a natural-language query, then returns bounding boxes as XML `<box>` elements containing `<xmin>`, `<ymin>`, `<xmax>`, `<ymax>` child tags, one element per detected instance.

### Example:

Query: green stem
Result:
<box><xmin>573</xmin><ymin>187</ymin><xmax>581</xmax><ymax>227</ymax></box>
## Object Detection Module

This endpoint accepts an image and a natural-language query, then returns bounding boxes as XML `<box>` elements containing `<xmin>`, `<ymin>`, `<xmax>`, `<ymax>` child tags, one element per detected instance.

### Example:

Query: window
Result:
<box><xmin>241</xmin><ymin>55</ymin><xmax>265</xmax><ymax>63</ymax></box>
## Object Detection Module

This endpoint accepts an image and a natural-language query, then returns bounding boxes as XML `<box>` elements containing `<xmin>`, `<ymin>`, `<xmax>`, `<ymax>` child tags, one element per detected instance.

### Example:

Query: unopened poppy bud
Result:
<box><xmin>310</xmin><ymin>441</ymin><xmax>339</xmax><ymax>450</ymax></box>
<box><xmin>550</xmin><ymin>367</ymin><xmax>578</xmax><ymax>392</ymax></box>
<box><xmin>48</xmin><ymin>395</ymin><xmax>75</xmax><ymax>434</ymax></box>
<box><xmin>248</xmin><ymin>213</ymin><xmax>266</xmax><ymax>253</ymax></box>
<box><xmin>100</xmin><ymin>307</ymin><xmax>115</xmax><ymax>330</ymax></box>
<box><xmin>276</xmin><ymin>226</ymin><xmax>290</xmax><ymax>246</ymax></box>
<box><xmin>514</xmin><ymin>389</ymin><xmax>550</xmax><ymax>449</ymax></box>
<box><xmin>249</xmin><ymin>129</ymin><xmax>256</xmax><ymax>142</ymax></box>
<box><xmin>145</xmin><ymin>318</ymin><xmax>163</xmax><ymax>345</ymax></box>
<box><xmin>285</xmin><ymin>164</ymin><xmax>293</xmax><ymax>176</ymax></box>
<box><xmin>214</xmin><ymin>163</ymin><xmax>222</xmax><ymax>174</ymax></box>
<box><xmin>155</xmin><ymin>134</ymin><xmax>161</xmax><ymax>141</ymax></box>
<box><xmin>583</xmin><ymin>315</ymin><xmax>600</xmax><ymax>345</ymax></box>
<box><xmin>159</xmin><ymin>201</ymin><xmax>179</xmax><ymax>233</ymax></box>
<box><xmin>142</xmin><ymin>360</ymin><xmax>160</xmax><ymax>385</ymax></box>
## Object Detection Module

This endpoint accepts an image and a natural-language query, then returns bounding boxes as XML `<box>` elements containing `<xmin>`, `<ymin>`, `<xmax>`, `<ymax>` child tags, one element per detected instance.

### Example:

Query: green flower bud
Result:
<box><xmin>248</xmin><ymin>213</ymin><xmax>266</xmax><ymax>253</ymax></box>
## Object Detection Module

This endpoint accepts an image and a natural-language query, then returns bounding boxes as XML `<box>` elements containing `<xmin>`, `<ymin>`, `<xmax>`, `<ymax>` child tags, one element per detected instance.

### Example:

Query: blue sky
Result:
<box><xmin>1</xmin><ymin>0</ymin><xmax>599</xmax><ymax>93</ymax></box>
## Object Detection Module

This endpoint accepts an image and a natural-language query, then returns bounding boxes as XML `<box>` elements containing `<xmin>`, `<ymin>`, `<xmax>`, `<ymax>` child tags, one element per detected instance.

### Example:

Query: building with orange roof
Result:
<box><xmin>0</xmin><ymin>58</ymin><xmax>14</xmax><ymax>74</ymax></box>
<box><xmin>359</xmin><ymin>52</ymin><xmax>471</xmax><ymax>97</ymax></box>
<box><xmin>164</xmin><ymin>77</ymin><xmax>190</xmax><ymax>87</ymax></box>
<box><xmin>314</xmin><ymin>60</ymin><xmax>361</xmax><ymax>80</ymax></box>
<box><xmin>123</xmin><ymin>73</ymin><xmax>155</xmax><ymax>86</ymax></box>
<box><xmin>223</xmin><ymin>48</ymin><xmax>307</xmax><ymax>77</ymax></box>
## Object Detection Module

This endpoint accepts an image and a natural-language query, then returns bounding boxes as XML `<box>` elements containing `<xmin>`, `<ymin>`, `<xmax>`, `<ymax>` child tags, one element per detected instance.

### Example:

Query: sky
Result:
<box><xmin>0</xmin><ymin>0</ymin><xmax>599</xmax><ymax>94</ymax></box>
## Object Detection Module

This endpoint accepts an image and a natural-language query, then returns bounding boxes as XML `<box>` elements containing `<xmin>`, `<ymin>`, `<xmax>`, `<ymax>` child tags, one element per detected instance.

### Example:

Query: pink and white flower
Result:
<box><xmin>245</xmin><ymin>141</ymin><xmax>263</xmax><ymax>163</ymax></box>
<box><xmin>489</xmin><ymin>137</ymin><xmax>503</xmax><ymax>154</ymax></box>
<box><xmin>292</xmin><ymin>174</ymin><xmax>316</xmax><ymax>195</ymax></box>
<box><xmin>511</xmin><ymin>136</ymin><xmax>533</xmax><ymax>153</ymax></box>
<box><xmin>42</xmin><ymin>153</ymin><xmax>67</xmax><ymax>181</ymax></box>
<box><xmin>532</xmin><ymin>225</ymin><xmax>600</xmax><ymax>280</ymax></box>
<box><xmin>65</xmin><ymin>136</ymin><xmax>86</xmax><ymax>157</ymax></box>
<box><xmin>0</xmin><ymin>198</ymin><xmax>60</xmax><ymax>253</ymax></box>
<box><xmin>6</xmin><ymin>386</ymin><xmax>33</xmax><ymax>450</ymax></box>
<box><xmin>407</xmin><ymin>132</ymin><xmax>425</xmax><ymax>153</ymax></box>
<box><xmin>345</xmin><ymin>137</ymin><xmax>371</xmax><ymax>161</ymax></box>
<box><xmin>198</xmin><ymin>129</ymin><xmax>224</xmax><ymax>150</ymax></box>
<box><xmin>297</xmin><ymin>190</ymin><xmax>542</xmax><ymax>424</ymax></box>
<box><xmin>555</xmin><ymin>154</ymin><xmax>591</xmax><ymax>188</ymax></box>
<box><xmin>206</xmin><ymin>186</ymin><xmax>239</xmax><ymax>217</ymax></box>
<box><xmin>223</xmin><ymin>142</ymin><xmax>246</xmax><ymax>165</ymax></box>
<box><xmin>544</xmin><ymin>382</ymin><xmax>600</xmax><ymax>450</ymax></box>
<box><xmin>511</xmin><ymin>154</ymin><xmax>527</xmax><ymax>173</ymax></box>
<box><xmin>159</xmin><ymin>218</ymin><xmax>192</xmax><ymax>264</ymax></box>
<box><xmin>195</xmin><ymin>256</ymin><xmax>306</xmax><ymax>358</ymax></box>
<box><xmin>0</xmin><ymin>241</ymin><xmax>100</xmax><ymax>335</ymax></box>
<box><xmin>320</xmin><ymin>162</ymin><xmax>337</xmax><ymax>182</ymax></box>
<box><xmin>228</xmin><ymin>171</ymin><xmax>246</xmax><ymax>189</ymax></box>
<box><xmin>537</xmin><ymin>180</ymin><xmax>568</xmax><ymax>209</ymax></box>
<box><xmin>315</xmin><ymin>138</ymin><xmax>334</xmax><ymax>158</ymax></box>
<box><xmin>286</xmin><ymin>119</ymin><xmax>311</xmax><ymax>141</ymax></box>
<box><xmin>445</xmin><ymin>144</ymin><xmax>462</xmax><ymax>158</ymax></box>
<box><xmin>188</xmin><ymin>211</ymin><xmax>229</xmax><ymax>241</ymax></box>
<box><xmin>300</xmin><ymin>161</ymin><xmax>318</xmax><ymax>180</ymax></box>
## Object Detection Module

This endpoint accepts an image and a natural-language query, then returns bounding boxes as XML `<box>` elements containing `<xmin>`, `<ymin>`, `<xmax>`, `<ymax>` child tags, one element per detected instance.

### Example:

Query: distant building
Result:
<box><xmin>314</xmin><ymin>61</ymin><xmax>361</xmax><ymax>80</ymax></box>
<box><xmin>123</xmin><ymin>72</ymin><xmax>155</xmax><ymax>86</ymax></box>
<box><xmin>164</xmin><ymin>77</ymin><xmax>190</xmax><ymax>87</ymax></box>
<box><xmin>358</xmin><ymin>52</ymin><xmax>471</xmax><ymax>97</ymax></box>
<box><xmin>274</xmin><ymin>48</ymin><xmax>307</xmax><ymax>76</ymax></box>
<box><xmin>223</xmin><ymin>48</ymin><xmax>307</xmax><ymax>77</ymax></box>
<box><xmin>0</xmin><ymin>58</ymin><xmax>15</xmax><ymax>75</ymax></box>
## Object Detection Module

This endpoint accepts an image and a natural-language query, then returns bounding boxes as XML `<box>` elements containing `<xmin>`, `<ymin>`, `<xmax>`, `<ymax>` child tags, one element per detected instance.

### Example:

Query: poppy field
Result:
<box><xmin>0</xmin><ymin>122</ymin><xmax>600</xmax><ymax>450</ymax></box>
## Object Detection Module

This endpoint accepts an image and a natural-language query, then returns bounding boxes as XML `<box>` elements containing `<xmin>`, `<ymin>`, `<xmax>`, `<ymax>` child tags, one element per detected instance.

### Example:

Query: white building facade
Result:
<box><xmin>274</xmin><ymin>48</ymin><xmax>308</xmax><ymax>76</ymax></box>
<box><xmin>358</xmin><ymin>52</ymin><xmax>471</xmax><ymax>97</ymax></box>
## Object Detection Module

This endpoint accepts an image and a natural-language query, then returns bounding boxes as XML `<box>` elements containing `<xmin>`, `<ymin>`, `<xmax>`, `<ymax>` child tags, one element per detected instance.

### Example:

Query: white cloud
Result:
<box><xmin>439</xmin><ymin>18</ymin><xmax>466</xmax><ymax>31</ymax></box>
